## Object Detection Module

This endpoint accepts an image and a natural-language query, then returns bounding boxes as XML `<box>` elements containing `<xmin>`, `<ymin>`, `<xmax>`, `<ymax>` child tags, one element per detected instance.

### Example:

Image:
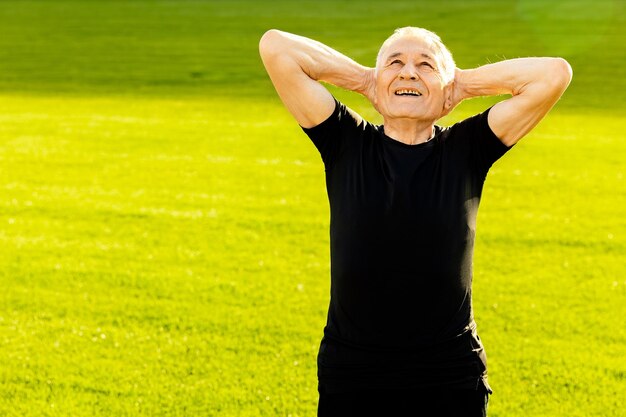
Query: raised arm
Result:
<box><xmin>451</xmin><ymin>58</ymin><xmax>573</xmax><ymax>146</ymax></box>
<box><xmin>259</xmin><ymin>29</ymin><xmax>376</xmax><ymax>128</ymax></box>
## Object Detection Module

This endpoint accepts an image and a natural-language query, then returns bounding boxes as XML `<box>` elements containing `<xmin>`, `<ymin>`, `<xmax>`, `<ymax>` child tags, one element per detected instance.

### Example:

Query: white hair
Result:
<box><xmin>376</xmin><ymin>27</ymin><xmax>456</xmax><ymax>85</ymax></box>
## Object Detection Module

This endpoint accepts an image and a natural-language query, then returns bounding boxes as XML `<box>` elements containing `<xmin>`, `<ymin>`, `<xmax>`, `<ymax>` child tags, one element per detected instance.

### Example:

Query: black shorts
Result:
<box><xmin>317</xmin><ymin>383</ymin><xmax>490</xmax><ymax>417</ymax></box>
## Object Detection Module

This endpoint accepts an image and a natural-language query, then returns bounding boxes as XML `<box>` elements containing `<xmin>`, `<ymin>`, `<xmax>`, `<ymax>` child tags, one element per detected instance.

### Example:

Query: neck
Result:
<box><xmin>382</xmin><ymin>117</ymin><xmax>435</xmax><ymax>145</ymax></box>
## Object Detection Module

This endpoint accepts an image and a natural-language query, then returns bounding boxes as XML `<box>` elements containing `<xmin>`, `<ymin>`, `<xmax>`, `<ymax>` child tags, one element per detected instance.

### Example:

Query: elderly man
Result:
<box><xmin>259</xmin><ymin>27</ymin><xmax>571</xmax><ymax>416</ymax></box>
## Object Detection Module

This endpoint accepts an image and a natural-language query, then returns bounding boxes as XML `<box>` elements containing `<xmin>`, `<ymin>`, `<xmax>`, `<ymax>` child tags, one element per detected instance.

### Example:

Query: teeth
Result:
<box><xmin>395</xmin><ymin>89</ymin><xmax>421</xmax><ymax>96</ymax></box>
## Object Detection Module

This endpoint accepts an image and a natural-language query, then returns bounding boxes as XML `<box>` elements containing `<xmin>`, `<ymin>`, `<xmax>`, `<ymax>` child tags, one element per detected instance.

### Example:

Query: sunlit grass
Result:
<box><xmin>1</xmin><ymin>95</ymin><xmax>624</xmax><ymax>416</ymax></box>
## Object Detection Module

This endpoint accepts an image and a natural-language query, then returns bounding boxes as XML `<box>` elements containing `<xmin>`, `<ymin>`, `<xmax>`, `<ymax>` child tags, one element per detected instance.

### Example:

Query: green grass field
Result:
<box><xmin>0</xmin><ymin>1</ymin><xmax>625</xmax><ymax>416</ymax></box>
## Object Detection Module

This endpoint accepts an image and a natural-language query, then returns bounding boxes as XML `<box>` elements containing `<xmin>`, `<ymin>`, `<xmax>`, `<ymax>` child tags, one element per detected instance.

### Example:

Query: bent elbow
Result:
<box><xmin>551</xmin><ymin>57</ymin><xmax>573</xmax><ymax>91</ymax></box>
<box><xmin>259</xmin><ymin>29</ymin><xmax>284</xmax><ymax>60</ymax></box>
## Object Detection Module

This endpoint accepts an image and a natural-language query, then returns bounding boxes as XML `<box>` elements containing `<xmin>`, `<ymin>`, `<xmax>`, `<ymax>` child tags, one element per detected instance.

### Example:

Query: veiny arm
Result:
<box><xmin>259</xmin><ymin>29</ymin><xmax>376</xmax><ymax>128</ymax></box>
<box><xmin>449</xmin><ymin>58</ymin><xmax>573</xmax><ymax>146</ymax></box>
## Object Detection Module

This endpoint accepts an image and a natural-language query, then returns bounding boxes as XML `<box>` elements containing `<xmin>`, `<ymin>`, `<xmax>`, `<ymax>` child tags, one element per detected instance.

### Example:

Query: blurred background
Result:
<box><xmin>0</xmin><ymin>1</ymin><xmax>624</xmax><ymax>416</ymax></box>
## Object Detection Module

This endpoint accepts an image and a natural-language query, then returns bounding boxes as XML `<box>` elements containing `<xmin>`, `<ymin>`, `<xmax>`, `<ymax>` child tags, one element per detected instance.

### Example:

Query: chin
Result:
<box><xmin>402</xmin><ymin>106</ymin><xmax>441</xmax><ymax>120</ymax></box>
<box><xmin>389</xmin><ymin>109</ymin><xmax>430</xmax><ymax>120</ymax></box>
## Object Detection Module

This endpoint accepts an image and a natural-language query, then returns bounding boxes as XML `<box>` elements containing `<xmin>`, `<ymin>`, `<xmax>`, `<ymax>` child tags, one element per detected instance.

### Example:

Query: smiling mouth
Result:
<box><xmin>394</xmin><ymin>89</ymin><xmax>422</xmax><ymax>97</ymax></box>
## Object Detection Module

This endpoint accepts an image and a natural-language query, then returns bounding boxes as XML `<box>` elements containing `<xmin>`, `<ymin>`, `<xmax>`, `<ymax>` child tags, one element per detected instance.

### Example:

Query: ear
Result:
<box><xmin>443</xmin><ymin>81</ymin><xmax>454</xmax><ymax>109</ymax></box>
<box><xmin>439</xmin><ymin>81</ymin><xmax>456</xmax><ymax>118</ymax></box>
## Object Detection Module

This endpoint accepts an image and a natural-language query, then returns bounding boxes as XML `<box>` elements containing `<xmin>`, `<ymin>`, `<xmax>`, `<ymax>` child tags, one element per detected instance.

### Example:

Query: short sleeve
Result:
<box><xmin>449</xmin><ymin>107</ymin><xmax>513</xmax><ymax>174</ymax></box>
<box><xmin>300</xmin><ymin>98</ymin><xmax>364</xmax><ymax>169</ymax></box>
<box><xmin>474</xmin><ymin>107</ymin><xmax>513</xmax><ymax>170</ymax></box>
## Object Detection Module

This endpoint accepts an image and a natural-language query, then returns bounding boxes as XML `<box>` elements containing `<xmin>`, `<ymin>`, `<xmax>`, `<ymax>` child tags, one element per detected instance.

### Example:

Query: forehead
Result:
<box><xmin>380</xmin><ymin>36</ymin><xmax>437</xmax><ymax>62</ymax></box>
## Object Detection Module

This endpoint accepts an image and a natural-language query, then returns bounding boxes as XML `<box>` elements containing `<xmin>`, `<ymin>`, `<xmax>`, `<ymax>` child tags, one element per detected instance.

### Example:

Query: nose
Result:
<box><xmin>398</xmin><ymin>64</ymin><xmax>419</xmax><ymax>80</ymax></box>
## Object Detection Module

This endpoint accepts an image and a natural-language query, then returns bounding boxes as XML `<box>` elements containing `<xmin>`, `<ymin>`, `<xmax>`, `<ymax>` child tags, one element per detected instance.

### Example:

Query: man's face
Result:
<box><xmin>375</xmin><ymin>36</ymin><xmax>449</xmax><ymax>122</ymax></box>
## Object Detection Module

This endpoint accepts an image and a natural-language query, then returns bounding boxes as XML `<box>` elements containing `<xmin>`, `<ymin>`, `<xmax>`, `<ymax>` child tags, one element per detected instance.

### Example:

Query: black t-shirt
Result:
<box><xmin>301</xmin><ymin>99</ymin><xmax>512</xmax><ymax>394</ymax></box>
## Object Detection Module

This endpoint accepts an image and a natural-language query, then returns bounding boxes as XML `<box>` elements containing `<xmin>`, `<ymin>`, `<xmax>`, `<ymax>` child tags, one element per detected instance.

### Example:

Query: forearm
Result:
<box><xmin>455</xmin><ymin>58</ymin><xmax>573</xmax><ymax>101</ymax></box>
<box><xmin>259</xmin><ymin>29</ymin><xmax>373</xmax><ymax>95</ymax></box>
<box><xmin>452</xmin><ymin>57</ymin><xmax>572</xmax><ymax>146</ymax></box>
